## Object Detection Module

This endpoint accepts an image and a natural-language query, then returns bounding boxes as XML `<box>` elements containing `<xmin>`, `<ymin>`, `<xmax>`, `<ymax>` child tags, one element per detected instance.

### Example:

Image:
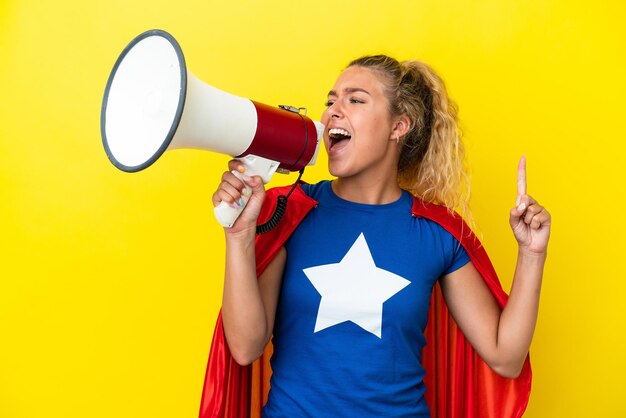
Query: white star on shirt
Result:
<box><xmin>303</xmin><ymin>233</ymin><xmax>410</xmax><ymax>338</ymax></box>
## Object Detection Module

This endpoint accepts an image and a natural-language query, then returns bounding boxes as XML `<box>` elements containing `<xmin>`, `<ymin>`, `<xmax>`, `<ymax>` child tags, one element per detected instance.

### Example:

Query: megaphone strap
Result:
<box><xmin>278</xmin><ymin>110</ymin><xmax>310</xmax><ymax>172</ymax></box>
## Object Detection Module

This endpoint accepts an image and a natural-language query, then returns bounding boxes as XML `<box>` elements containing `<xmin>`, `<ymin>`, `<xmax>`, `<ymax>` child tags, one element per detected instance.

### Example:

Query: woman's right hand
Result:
<box><xmin>212</xmin><ymin>159</ymin><xmax>266</xmax><ymax>236</ymax></box>
<box><xmin>216</xmin><ymin>160</ymin><xmax>283</xmax><ymax>365</ymax></box>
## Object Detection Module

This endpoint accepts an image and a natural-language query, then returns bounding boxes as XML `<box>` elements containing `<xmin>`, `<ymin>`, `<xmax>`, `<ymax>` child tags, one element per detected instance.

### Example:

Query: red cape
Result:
<box><xmin>199</xmin><ymin>184</ymin><xmax>531</xmax><ymax>418</ymax></box>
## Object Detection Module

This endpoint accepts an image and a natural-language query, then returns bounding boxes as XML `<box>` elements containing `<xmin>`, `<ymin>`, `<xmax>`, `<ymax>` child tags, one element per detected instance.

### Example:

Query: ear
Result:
<box><xmin>390</xmin><ymin>114</ymin><xmax>411</xmax><ymax>142</ymax></box>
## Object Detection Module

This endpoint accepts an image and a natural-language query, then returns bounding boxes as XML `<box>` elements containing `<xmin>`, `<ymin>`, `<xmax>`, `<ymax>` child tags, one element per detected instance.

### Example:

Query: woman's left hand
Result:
<box><xmin>510</xmin><ymin>156</ymin><xmax>551</xmax><ymax>255</ymax></box>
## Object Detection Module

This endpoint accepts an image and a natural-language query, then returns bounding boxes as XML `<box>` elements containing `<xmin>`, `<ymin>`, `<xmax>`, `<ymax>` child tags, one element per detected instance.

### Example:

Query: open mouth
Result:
<box><xmin>329</xmin><ymin>128</ymin><xmax>352</xmax><ymax>150</ymax></box>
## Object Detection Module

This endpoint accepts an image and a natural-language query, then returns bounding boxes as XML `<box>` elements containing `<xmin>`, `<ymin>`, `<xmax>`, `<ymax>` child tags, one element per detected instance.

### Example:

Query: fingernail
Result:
<box><xmin>237</xmin><ymin>166</ymin><xmax>246</xmax><ymax>173</ymax></box>
<box><xmin>238</xmin><ymin>198</ymin><xmax>244</xmax><ymax>206</ymax></box>
<box><xmin>231</xmin><ymin>202</ymin><xmax>239</xmax><ymax>209</ymax></box>
<box><xmin>517</xmin><ymin>202</ymin><xmax>526</xmax><ymax>212</ymax></box>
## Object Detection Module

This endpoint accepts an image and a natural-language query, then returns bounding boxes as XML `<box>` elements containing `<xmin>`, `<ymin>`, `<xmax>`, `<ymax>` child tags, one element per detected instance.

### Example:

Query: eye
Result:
<box><xmin>349</xmin><ymin>97</ymin><xmax>365</xmax><ymax>104</ymax></box>
<box><xmin>325</xmin><ymin>100</ymin><xmax>335</xmax><ymax>107</ymax></box>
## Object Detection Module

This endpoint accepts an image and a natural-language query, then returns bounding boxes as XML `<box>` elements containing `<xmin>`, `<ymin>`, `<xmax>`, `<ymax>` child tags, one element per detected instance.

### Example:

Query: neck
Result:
<box><xmin>331</xmin><ymin>174</ymin><xmax>402</xmax><ymax>205</ymax></box>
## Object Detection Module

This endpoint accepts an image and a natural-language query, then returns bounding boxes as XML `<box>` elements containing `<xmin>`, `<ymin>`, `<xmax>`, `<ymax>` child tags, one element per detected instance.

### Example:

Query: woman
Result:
<box><xmin>207</xmin><ymin>55</ymin><xmax>550</xmax><ymax>417</ymax></box>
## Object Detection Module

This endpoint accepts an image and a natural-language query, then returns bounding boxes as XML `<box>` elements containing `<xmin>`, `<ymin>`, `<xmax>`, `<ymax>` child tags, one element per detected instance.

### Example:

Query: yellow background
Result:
<box><xmin>1</xmin><ymin>1</ymin><xmax>624</xmax><ymax>416</ymax></box>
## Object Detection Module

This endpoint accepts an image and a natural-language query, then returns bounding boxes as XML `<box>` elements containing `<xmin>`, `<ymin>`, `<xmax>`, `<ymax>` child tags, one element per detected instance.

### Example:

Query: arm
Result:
<box><xmin>212</xmin><ymin>160</ymin><xmax>286</xmax><ymax>366</ymax></box>
<box><xmin>440</xmin><ymin>156</ymin><xmax>550</xmax><ymax>378</ymax></box>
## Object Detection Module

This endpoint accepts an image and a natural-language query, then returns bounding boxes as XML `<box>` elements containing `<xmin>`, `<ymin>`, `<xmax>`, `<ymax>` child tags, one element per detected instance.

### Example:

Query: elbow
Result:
<box><xmin>232</xmin><ymin>354</ymin><xmax>258</xmax><ymax>367</ymax></box>
<box><xmin>490</xmin><ymin>360</ymin><xmax>525</xmax><ymax>379</ymax></box>
<box><xmin>226</xmin><ymin>337</ymin><xmax>266</xmax><ymax>366</ymax></box>
<box><xmin>230</xmin><ymin>349</ymin><xmax>261</xmax><ymax>366</ymax></box>
<box><xmin>229</xmin><ymin>345</ymin><xmax>264</xmax><ymax>366</ymax></box>
<box><xmin>222</xmin><ymin>324</ymin><xmax>269</xmax><ymax>366</ymax></box>
<box><xmin>493</xmin><ymin>365</ymin><xmax>523</xmax><ymax>379</ymax></box>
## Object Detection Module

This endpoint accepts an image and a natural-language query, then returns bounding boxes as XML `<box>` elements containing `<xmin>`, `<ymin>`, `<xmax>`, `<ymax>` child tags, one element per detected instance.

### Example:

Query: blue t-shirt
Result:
<box><xmin>262</xmin><ymin>181</ymin><xmax>470</xmax><ymax>418</ymax></box>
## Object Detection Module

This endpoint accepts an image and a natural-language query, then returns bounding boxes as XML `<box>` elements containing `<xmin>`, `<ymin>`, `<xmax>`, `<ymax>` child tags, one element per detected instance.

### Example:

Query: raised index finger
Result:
<box><xmin>517</xmin><ymin>155</ymin><xmax>527</xmax><ymax>198</ymax></box>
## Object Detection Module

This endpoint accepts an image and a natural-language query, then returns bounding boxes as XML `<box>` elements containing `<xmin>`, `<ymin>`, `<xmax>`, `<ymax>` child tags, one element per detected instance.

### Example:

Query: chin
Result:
<box><xmin>327</xmin><ymin>161</ymin><xmax>348</xmax><ymax>178</ymax></box>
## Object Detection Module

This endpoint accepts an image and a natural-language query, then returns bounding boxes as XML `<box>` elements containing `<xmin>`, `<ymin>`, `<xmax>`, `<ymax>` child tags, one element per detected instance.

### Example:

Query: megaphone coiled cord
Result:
<box><xmin>256</xmin><ymin>168</ymin><xmax>304</xmax><ymax>235</ymax></box>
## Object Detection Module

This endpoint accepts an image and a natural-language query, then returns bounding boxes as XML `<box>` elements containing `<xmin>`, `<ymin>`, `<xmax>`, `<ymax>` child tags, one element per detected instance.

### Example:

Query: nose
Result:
<box><xmin>322</xmin><ymin>103</ymin><xmax>342</xmax><ymax>125</ymax></box>
<box><xmin>328</xmin><ymin>102</ymin><xmax>343</xmax><ymax>119</ymax></box>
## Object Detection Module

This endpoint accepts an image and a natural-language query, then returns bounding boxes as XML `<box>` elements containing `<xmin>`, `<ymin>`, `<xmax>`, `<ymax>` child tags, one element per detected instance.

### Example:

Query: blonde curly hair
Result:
<box><xmin>348</xmin><ymin>55</ymin><xmax>471</xmax><ymax>220</ymax></box>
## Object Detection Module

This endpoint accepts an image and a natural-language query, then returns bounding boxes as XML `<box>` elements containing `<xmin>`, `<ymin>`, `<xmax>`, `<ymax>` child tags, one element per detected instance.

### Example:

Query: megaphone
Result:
<box><xmin>101</xmin><ymin>29</ymin><xmax>323</xmax><ymax>228</ymax></box>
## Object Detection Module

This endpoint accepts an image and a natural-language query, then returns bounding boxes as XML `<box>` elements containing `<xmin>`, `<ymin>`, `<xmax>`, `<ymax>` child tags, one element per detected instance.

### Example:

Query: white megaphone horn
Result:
<box><xmin>101</xmin><ymin>29</ymin><xmax>323</xmax><ymax>229</ymax></box>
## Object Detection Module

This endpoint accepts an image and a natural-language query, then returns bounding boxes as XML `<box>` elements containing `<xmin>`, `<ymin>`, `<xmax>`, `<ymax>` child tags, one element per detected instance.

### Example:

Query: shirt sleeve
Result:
<box><xmin>442</xmin><ymin>237</ymin><xmax>471</xmax><ymax>275</ymax></box>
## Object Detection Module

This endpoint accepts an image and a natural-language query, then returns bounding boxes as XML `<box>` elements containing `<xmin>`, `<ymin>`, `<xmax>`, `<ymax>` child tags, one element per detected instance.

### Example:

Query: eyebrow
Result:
<box><xmin>327</xmin><ymin>87</ymin><xmax>371</xmax><ymax>97</ymax></box>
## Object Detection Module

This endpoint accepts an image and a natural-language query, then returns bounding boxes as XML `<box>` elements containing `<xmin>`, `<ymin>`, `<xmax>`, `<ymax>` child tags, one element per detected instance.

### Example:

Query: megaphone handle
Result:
<box><xmin>213</xmin><ymin>155</ymin><xmax>280</xmax><ymax>228</ymax></box>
